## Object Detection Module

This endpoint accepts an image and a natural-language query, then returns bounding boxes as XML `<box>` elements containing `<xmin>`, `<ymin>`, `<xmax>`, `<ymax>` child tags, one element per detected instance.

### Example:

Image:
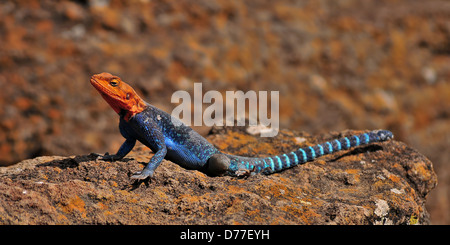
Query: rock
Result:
<box><xmin>0</xmin><ymin>127</ymin><xmax>437</xmax><ymax>225</ymax></box>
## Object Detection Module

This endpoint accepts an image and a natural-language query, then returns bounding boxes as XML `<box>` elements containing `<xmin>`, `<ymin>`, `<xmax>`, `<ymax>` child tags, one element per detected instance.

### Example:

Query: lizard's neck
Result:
<box><xmin>115</xmin><ymin>97</ymin><xmax>147</xmax><ymax>122</ymax></box>
<box><xmin>119</xmin><ymin>107</ymin><xmax>144</xmax><ymax>122</ymax></box>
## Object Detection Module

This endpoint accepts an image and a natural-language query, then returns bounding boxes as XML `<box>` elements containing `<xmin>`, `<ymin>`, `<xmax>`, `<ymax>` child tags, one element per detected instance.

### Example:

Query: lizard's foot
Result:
<box><xmin>101</xmin><ymin>152</ymin><xmax>123</xmax><ymax>161</ymax></box>
<box><xmin>235</xmin><ymin>169</ymin><xmax>252</xmax><ymax>177</ymax></box>
<box><xmin>90</xmin><ymin>153</ymin><xmax>103</xmax><ymax>159</ymax></box>
<box><xmin>235</xmin><ymin>165</ymin><xmax>256</xmax><ymax>178</ymax></box>
<box><xmin>130</xmin><ymin>168</ymin><xmax>153</xmax><ymax>180</ymax></box>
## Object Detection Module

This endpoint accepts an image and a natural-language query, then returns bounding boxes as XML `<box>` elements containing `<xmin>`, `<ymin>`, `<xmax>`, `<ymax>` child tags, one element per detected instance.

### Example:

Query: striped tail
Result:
<box><xmin>226</xmin><ymin>130</ymin><xmax>393</xmax><ymax>176</ymax></box>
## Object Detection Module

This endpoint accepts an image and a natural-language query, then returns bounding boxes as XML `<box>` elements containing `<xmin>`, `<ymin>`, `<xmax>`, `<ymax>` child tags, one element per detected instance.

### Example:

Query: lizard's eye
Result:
<box><xmin>110</xmin><ymin>79</ymin><xmax>119</xmax><ymax>87</ymax></box>
<box><xmin>126</xmin><ymin>93</ymin><xmax>130</xmax><ymax>100</ymax></box>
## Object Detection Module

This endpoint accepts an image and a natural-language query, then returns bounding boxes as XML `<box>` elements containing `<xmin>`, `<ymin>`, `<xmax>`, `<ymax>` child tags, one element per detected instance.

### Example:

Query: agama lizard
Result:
<box><xmin>90</xmin><ymin>72</ymin><xmax>394</xmax><ymax>180</ymax></box>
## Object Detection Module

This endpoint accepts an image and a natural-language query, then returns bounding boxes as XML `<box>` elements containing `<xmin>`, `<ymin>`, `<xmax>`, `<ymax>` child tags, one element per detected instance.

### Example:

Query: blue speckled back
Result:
<box><xmin>123</xmin><ymin>105</ymin><xmax>220</xmax><ymax>170</ymax></box>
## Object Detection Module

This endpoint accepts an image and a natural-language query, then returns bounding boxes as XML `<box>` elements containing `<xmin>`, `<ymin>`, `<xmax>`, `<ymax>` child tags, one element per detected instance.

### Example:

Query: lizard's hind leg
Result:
<box><xmin>205</xmin><ymin>154</ymin><xmax>231</xmax><ymax>176</ymax></box>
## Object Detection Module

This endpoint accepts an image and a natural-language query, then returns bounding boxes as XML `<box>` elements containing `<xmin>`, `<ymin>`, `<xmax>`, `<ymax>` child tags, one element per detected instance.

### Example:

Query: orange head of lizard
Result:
<box><xmin>90</xmin><ymin>72</ymin><xmax>147</xmax><ymax>121</ymax></box>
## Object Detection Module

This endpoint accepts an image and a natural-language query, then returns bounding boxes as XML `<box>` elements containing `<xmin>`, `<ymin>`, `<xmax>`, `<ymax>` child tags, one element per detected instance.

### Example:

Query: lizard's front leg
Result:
<box><xmin>101</xmin><ymin>138</ymin><xmax>136</xmax><ymax>161</ymax></box>
<box><xmin>131</xmin><ymin>146</ymin><xmax>167</xmax><ymax>180</ymax></box>
<box><xmin>127</xmin><ymin>115</ymin><xmax>168</xmax><ymax>180</ymax></box>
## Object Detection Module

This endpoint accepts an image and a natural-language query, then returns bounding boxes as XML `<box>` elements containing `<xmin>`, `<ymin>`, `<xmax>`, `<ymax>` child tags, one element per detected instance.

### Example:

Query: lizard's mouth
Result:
<box><xmin>90</xmin><ymin>75</ymin><xmax>125</xmax><ymax>112</ymax></box>
<box><xmin>90</xmin><ymin>76</ymin><xmax>102</xmax><ymax>89</ymax></box>
<box><xmin>90</xmin><ymin>76</ymin><xmax>113</xmax><ymax>97</ymax></box>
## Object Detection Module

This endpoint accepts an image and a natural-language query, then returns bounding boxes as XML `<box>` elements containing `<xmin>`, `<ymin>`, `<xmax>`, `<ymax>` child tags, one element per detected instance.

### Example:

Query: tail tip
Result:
<box><xmin>373</xmin><ymin>129</ymin><xmax>394</xmax><ymax>141</ymax></box>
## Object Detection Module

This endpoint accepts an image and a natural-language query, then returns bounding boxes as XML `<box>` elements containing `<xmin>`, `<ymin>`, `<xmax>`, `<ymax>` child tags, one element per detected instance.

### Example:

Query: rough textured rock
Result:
<box><xmin>0</xmin><ymin>127</ymin><xmax>437</xmax><ymax>225</ymax></box>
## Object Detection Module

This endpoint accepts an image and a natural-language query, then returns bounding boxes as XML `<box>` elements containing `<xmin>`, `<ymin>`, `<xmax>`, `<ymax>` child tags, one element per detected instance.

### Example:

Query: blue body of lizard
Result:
<box><xmin>112</xmin><ymin>103</ymin><xmax>393</xmax><ymax>179</ymax></box>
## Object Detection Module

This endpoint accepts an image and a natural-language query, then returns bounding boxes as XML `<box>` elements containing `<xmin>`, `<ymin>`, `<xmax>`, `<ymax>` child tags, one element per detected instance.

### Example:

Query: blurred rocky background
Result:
<box><xmin>0</xmin><ymin>0</ymin><xmax>448</xmax><ymax>224</ymax></box>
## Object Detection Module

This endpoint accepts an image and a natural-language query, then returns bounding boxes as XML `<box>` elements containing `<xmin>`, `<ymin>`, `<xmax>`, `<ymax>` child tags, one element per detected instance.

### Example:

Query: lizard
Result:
<box><xmin>90</xmin><ymin>72</ymin><xmax>394</xmax><ymax>180</ymax></box>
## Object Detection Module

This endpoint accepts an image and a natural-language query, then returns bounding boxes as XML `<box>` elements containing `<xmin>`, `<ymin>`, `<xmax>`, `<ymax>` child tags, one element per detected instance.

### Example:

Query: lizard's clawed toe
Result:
<box><xmin>101</xmin><ymin>152</ymin><xmax>124</xmax><ymax>161</ymax></box>
<box><xmin>130</xmin><ymin>169</ymin><xmax>153</xmax><ymax>180</ymax></box>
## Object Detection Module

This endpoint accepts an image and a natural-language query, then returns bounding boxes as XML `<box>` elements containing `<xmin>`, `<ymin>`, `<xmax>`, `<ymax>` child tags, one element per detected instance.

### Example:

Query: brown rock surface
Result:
<box><xmin>0</xmin><ymin>127</ymin><xmax>436</xmax><ymax>225</ymax></box>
